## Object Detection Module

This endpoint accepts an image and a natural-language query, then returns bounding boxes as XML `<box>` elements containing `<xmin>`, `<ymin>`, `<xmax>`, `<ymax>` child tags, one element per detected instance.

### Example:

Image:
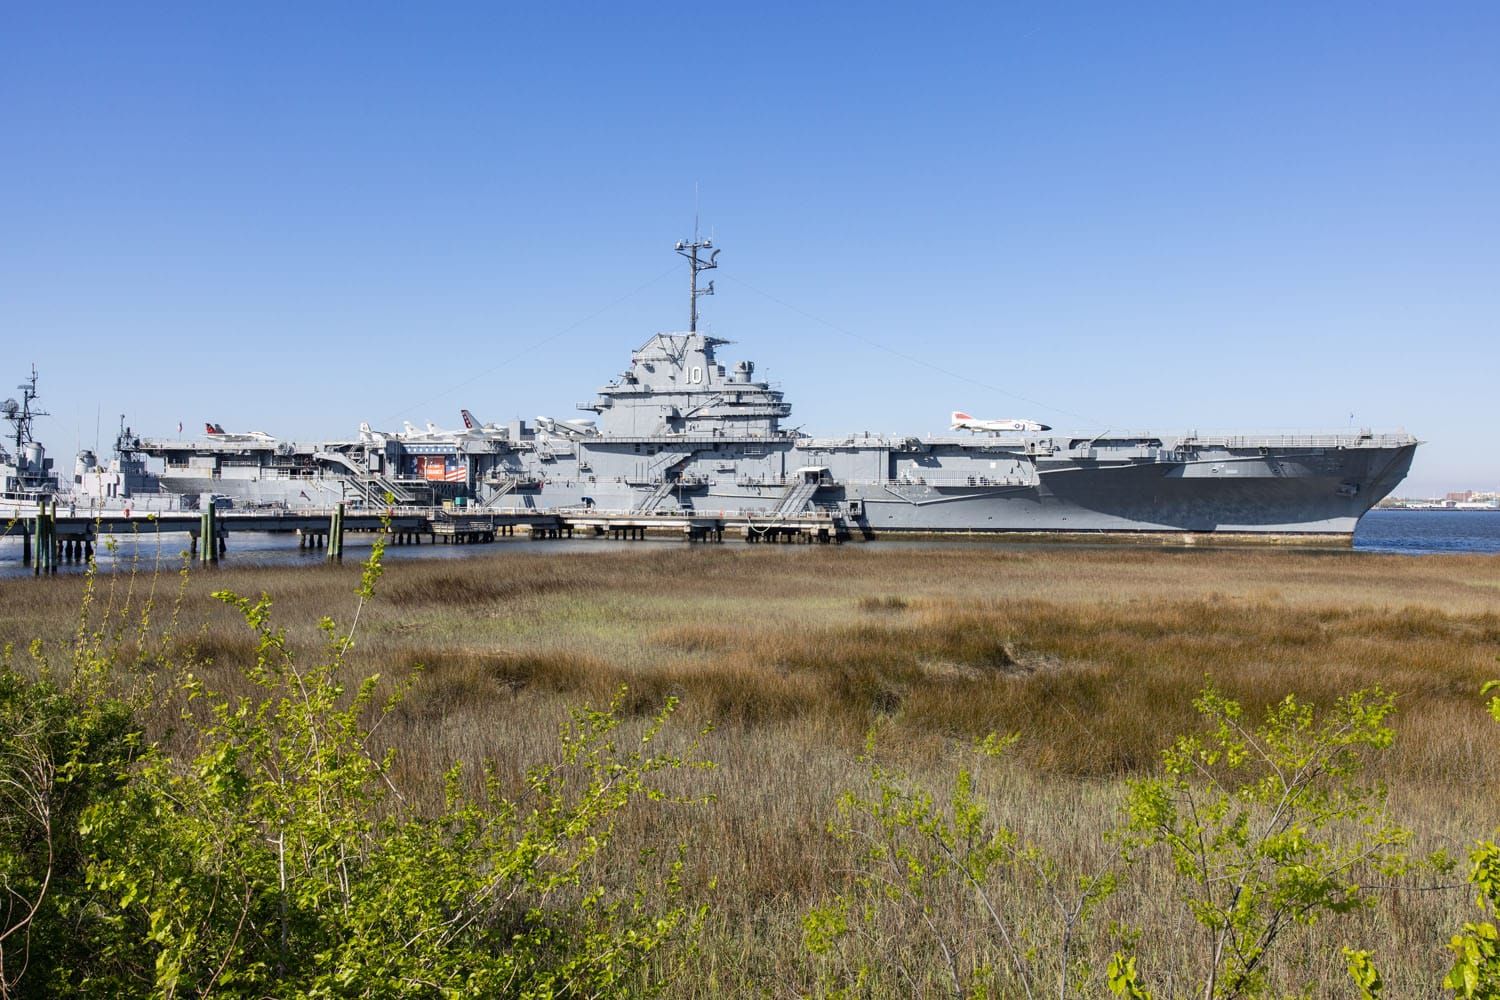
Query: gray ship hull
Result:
<box><xmin>845</xmin><ymin>468</ymin><xmax>1395</xmax><ymax>535</ymax></box>
<box><xmin>480</xmin><ymin>436</ymin><xmax>1416</xmax><ymax>536</ymax></box>
<box><xmin>143</xmin><ymin>402</ymin><xmax>1417</xmax><ymax>540</ymax></box>
<box><xmin>154</xmin><ymin>474</ymin><xmax>349</xmax><ymax>508</ymax></box>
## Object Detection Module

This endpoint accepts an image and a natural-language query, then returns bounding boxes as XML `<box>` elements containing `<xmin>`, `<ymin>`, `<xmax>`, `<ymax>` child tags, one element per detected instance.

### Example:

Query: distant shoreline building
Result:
<box><xmin>1380</xmin><ymin>490</ymin><xmax>1499</xmax><ymax>511</ymax></box>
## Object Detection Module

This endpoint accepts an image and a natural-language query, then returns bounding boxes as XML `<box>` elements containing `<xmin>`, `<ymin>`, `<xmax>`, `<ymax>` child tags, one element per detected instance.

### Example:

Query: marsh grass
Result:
<box><xmin>2</xmin><ymin>541</ymin><xmax>1497</xmax><ymax>994</ymax></box>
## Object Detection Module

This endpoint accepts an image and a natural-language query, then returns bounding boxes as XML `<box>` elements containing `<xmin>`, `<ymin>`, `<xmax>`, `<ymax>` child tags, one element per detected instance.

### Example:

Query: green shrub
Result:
<box><xmin>0</xmin><ymin>644</ymin><xmax>140</xmax><ymax>995</ymax></box>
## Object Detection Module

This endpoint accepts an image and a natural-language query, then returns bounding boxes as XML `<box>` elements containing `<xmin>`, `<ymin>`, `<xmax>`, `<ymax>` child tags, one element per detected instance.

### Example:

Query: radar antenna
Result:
<box><xmin>6</xmin><ymin>365</ymin><xmax>47</xmax><ymax>455</ymax></box>
<box><xmin>674</xmin><ymin>233</ymin><xmax>719</xmax><ymax>333</ymax></box>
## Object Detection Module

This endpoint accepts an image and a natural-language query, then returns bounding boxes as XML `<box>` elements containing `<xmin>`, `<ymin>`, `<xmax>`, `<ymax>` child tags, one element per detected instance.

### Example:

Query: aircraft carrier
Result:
<box><xmin>115</xmin><ymin>240</ymin><xmax>1415</xmax><ymax>538</ymax></box>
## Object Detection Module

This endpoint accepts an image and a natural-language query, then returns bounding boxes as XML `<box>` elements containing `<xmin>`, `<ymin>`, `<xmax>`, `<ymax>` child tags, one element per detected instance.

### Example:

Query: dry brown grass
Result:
<box><xmin>2</xmin><ymin>540</ymin><xmax>1498</xmax><ymax>994</ymax></box>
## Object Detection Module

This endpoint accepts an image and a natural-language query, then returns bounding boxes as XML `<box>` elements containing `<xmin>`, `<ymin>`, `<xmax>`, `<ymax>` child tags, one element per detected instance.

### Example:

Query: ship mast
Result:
<box><xmin>3</xmin><ymin>365</ymin><xmax>47</xmax><ymax>456</ymax></box>
<box><xmin>674</xmin><ymin>232</ymin><xmax>719</xmax><ymax>333</ymax></box>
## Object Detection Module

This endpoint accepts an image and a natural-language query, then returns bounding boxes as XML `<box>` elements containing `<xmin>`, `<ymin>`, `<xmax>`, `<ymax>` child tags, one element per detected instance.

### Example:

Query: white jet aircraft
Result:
<box><xmin>534</xmin><ymin>415</ymin><xmax>598</xmax><ymax>437</ymax></box>
<box><xmin>358</xmin><ymin>421</ymin><xmax>392</xmax><ymax>445</ymax></box>
<box><xmin>460</xmin><ymin>409</ymin><xmax>502</xmax><ymax>433</ymax></box>
<box><xmin>204</xmin><ymin>422</ymin><xmax>277</xmax><ymax>442</ymax></box>
<box><xmin>393</xmin><ymin>421</ymin><xmax>461</xmax><ymax>443</ymax></box>
<box><xmin>453</xmin><ymin>409</ymin><xmax>519</xmax><ymax>441</ymax></box>
<box><xmin>950</xmin><ymin>411</ymin><xmax>1051</xmax><ymax>433</ymax></box>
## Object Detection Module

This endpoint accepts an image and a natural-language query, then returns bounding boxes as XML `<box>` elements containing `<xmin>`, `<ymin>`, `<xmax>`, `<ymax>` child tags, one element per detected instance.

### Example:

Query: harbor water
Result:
<box><xmin>1350</xmin><ymin>509</ymin><xmax>1500</xmax><ymax>555</ymax></box>
<box><xmin>1</xmin><ymin>510</ymin><xmax>1496</xmax><ymax>579</ymax></box>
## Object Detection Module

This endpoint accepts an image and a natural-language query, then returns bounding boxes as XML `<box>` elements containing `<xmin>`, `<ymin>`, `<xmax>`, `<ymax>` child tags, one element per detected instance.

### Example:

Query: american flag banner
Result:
<box><xmin>416</xmin><ymin>456</ymin><xmax>468</xmax><ymax>482</ymax></box>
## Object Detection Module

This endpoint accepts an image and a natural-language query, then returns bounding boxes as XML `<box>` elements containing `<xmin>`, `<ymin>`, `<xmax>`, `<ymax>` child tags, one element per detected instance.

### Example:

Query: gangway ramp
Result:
<box><xmin>773</xmin><ymin>467</ymin><xmax>827</xmax><ymax>515</ymax></box>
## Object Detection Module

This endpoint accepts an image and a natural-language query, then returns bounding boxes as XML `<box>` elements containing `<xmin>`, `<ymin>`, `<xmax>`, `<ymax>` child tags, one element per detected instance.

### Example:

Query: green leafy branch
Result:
<box><xmin>1118</xmin><ymin>685</ymin><xmax>1412</xmax><ymax>1000</ymax></box>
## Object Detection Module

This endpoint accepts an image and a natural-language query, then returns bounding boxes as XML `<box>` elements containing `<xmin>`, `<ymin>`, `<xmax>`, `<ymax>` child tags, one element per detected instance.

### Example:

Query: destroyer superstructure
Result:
<box><xmin>1</xmin><ymin>367</ymin><xmax>60</xmax><ymax>510</ymax></box>
<box><xmin>125</xmin><ymin>240</ymin><xmax>1416</xmax><ymax>536</ymax></box>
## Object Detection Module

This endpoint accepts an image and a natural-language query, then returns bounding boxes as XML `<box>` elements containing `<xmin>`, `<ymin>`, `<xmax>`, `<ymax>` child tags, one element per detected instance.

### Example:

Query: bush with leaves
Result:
<box><xmin>0</xmin><ymin>644</ymin><xmax>139</xmax><ymax>998</ymax></box>
<box><xmin>1116</xmin><ymin>686</ymin><xmax>1412</xmax><ymax>1000</ymax></box>
<box><xmin>805</xmin><ymin>731</ymin><xmax>1117</xmax><ymax>999</ymax></box>
<box><xmin>0</xmin><ymin>542</ymin><xmax>156</xmax><ymax>1000</ymax></box>
<box><xmin>29</xmin><ymin>529</ymin><xmax>713</xmax><ymax>997</ymax></box>
<box><xmin>1442</xmin><ymin>679</ymin><xmax>1500</xmax><ymax>999</ymax></box>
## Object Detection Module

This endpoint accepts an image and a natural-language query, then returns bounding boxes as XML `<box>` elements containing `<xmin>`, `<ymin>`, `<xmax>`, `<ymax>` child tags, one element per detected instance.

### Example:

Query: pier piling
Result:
<box><xmin>327</xmin><ymin>503</ymin><xmax>345</xmax><ymax>561</ymax></box>
<box><xmin>32</xmin><ymin>500</ymin><xmax>56</xmax><ymax>574</ymax></box>
<box><xmin>45</xmin><ymin>502</ymin><xmax>57</xmax><ymax>573</ymax></box>
<box><xmin>15</xmin><ymin>505</ymin><xmax>847</xmax><ymax>580</ymax></box>
<box><xmin>199</xmin><ymin>505</ymin><xmax>219</xmax><ymax>565</ymax></box>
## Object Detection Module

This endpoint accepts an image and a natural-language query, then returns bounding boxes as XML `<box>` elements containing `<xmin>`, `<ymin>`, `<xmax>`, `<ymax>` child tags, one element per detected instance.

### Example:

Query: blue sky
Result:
<box><xmin>2</xmin><ymin>2</ymin><xmax>1495</xmax><ymax>496</ymax></box>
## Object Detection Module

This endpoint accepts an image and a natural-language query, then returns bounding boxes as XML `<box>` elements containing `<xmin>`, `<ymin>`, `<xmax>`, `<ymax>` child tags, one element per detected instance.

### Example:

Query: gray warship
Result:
<box><xmin>132</xmin><ymin>240</ymin><xmax>1417</xmax><ymax>537</ymax></box>
<box><xmin>0</xmin><ymin>367</ymin><xmax>60</xmax><ymax>514</ymax></box>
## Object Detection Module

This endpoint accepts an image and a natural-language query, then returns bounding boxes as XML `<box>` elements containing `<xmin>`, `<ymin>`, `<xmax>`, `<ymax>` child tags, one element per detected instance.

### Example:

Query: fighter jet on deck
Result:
<box><xmin>950</xmin><ymin>411</ymin><xmax>1051</xmax><ymax>433</ymax></box>
<box><xmin>534</xmin><ymin>415</ymin><xmax>598</xmax><ymax>437</ymax></box>
<box><xmin>205</xmin><ymin>423</ymin><xmax>277</xmax><ymax>443</ymax></box>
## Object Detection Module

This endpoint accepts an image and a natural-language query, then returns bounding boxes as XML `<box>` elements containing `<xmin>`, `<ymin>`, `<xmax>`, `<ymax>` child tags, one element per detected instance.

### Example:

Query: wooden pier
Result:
<box><xmin>2</xmin><ymin>504</ymin><xmax>848</xmax><ymax>571</ymax></box>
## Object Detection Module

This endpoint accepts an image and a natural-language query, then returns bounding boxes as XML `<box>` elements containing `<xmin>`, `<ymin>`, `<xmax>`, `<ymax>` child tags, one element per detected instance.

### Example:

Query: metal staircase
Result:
<box><xmin>480</xmin><ymin>475</ymin><xmax>522</xmax><ymax>508</ymax></box>
<box><xmin>315</xmin><ymin>451</ymin><xmax>416</xmax><ymax>505</ymax></box>
<box><xmin>774</xmin><ymin>478</ymin><xmax>821</xmax><ymax>515</ymax></box>
<box><xmin>634</xmin><ymin>480</ymin><xmax>678</xmax><ymax>513</ymax></box>
<box><xmin>627</xmin><ymin>448</ymin><xmax>696</xmax><ymax>486</ymax></box>
<box><xmin>349</xmin><ymin>474</ymin><xmax>417</xmax><ymax>506</ymax></box>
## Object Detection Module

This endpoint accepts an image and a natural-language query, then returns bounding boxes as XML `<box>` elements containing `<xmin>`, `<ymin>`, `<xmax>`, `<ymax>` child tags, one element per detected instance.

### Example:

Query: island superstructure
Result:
<box><xmin>106</xmin><ymin>239</ymin><xmax>1417</xmax><ymax>537</ymax></box>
